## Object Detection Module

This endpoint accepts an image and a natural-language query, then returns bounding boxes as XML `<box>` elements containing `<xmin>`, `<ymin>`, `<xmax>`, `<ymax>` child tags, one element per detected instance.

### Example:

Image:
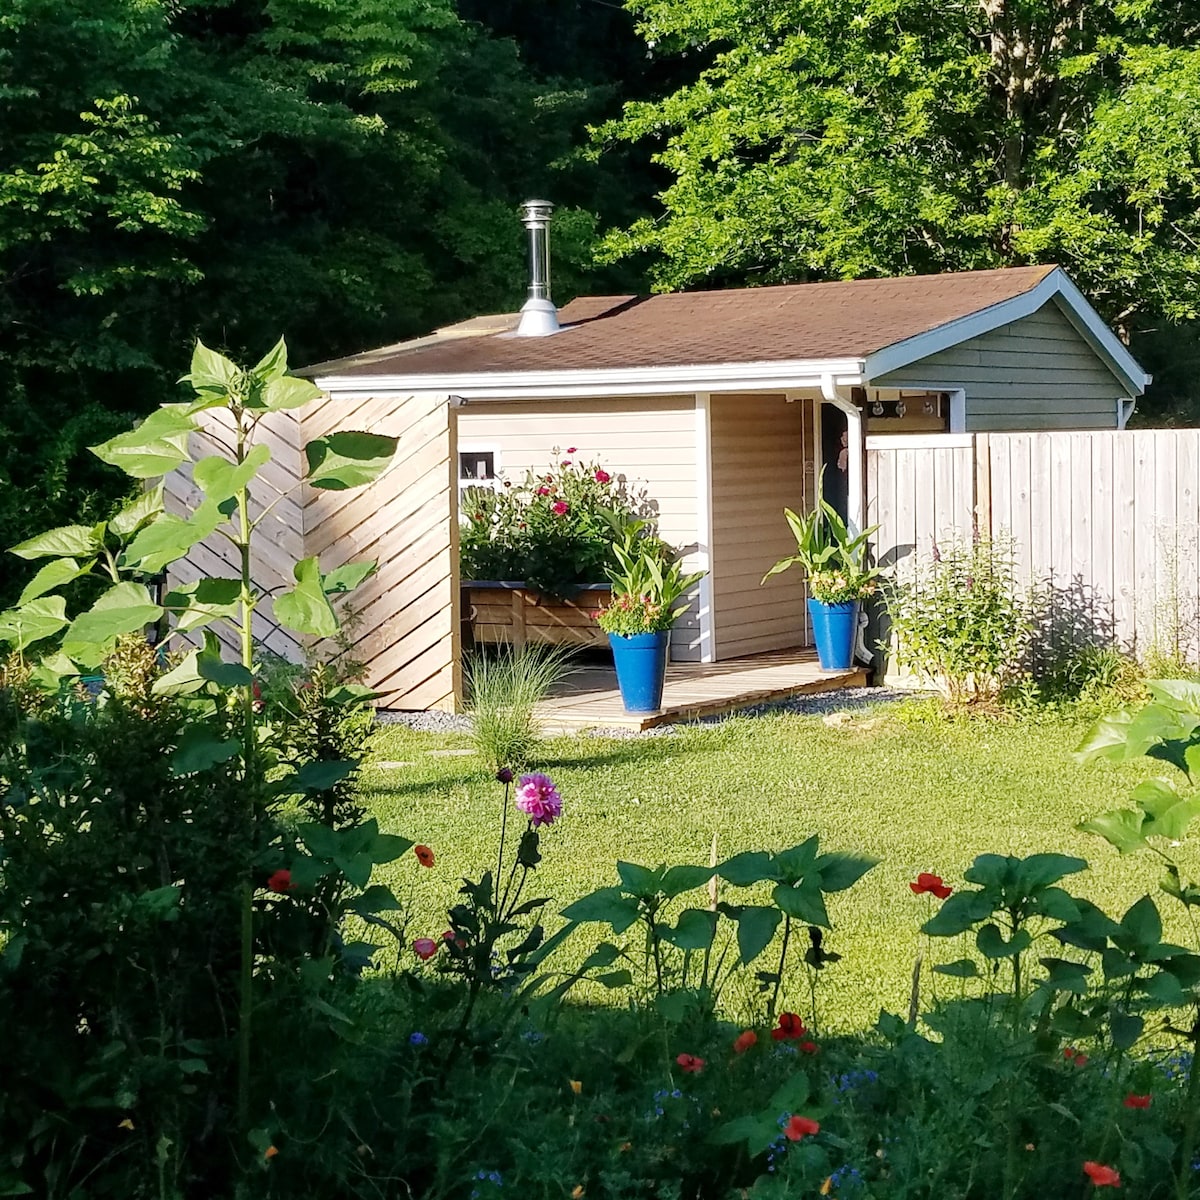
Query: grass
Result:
<box><xmin>359</xmin><ymin>698</ymin><xmax>1199</xmax><ymax>1033</ymax></box>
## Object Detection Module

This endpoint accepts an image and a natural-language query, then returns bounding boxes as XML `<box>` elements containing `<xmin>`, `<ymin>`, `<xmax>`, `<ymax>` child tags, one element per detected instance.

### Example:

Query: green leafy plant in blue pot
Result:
<box><xmin>597</xmin><ymin>521</ymin><xmax>704</xmax><ymax>713</ymax></box>
<box><xmin>762</xmin><ymin>481</ymin><xmax>879</xmax><ymax>671</ymax></box>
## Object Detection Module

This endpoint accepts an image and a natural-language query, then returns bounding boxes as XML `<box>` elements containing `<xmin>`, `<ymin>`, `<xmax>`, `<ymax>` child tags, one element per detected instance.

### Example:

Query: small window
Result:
<box><xmin>459</xmin><ymin>450</ymin><xmax>497</xmax><ymax>484</ymax></box>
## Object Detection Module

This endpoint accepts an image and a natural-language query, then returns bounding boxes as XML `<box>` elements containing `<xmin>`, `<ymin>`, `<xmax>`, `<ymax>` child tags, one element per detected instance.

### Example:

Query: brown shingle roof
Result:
<box><xmin>314</xmin><ymin>266</ymin><xmax>1058</xmax><ymax>378</ymax></box>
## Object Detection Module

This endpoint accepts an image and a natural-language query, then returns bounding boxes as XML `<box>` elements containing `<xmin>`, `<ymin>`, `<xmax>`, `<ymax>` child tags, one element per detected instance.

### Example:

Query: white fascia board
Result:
<box><xmin>863</xmin><ymin>268</ymin><xmax>1152</xmax><ymax>397</ymax></box>
<box><xmin>313</xmin><ymin>359</ymin><xmax>865</xmax><ymax>399</ymax></box>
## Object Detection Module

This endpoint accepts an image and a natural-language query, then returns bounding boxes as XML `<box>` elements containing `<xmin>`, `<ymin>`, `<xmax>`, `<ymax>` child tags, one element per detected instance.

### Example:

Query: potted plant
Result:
<box><xmin>597</xmin><ymin>522</ymin><xmax>705</xmax><ymax>713</ymax></box>
<box><xmin>762</xmin><ymin>482</ymin><xmax>880</xmax><ymax>671</ymax></box>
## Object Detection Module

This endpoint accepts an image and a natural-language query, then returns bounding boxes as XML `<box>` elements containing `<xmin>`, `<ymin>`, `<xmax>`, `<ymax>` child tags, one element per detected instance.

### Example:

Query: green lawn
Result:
<box><xmin>359</xmin><ymin>700</ymin><xmax>1196</xmax><ymax>1032</ymax></box>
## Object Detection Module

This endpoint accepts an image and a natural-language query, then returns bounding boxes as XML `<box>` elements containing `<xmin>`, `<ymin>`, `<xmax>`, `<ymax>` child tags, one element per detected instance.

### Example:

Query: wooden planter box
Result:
<box><xmin>462</xmin><ymin>582</ymin><xmax>611</xmax><ymax>651</ymax></box>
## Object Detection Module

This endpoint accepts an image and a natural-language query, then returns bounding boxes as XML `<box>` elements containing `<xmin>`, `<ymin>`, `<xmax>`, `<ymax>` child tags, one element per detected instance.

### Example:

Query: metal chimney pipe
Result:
<box><xmin>516</xmin><ymin>199</ymin><xmax>560</xmax><ymax>337</ymax></box>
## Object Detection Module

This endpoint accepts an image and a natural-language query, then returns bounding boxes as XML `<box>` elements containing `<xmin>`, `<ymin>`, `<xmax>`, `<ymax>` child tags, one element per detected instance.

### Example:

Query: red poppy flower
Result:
<box><xmin>412</xmin><ymin>937</ymin><xmax>438</xmax><ymax>961</ymax></box>
<box><xmin>267</xmin><ymin>869</ymin><xmax>294</xmax><ymax>893</ymax></box>
<box><xmin>552</xmin><ymin>501</ymin><xmax>569</xmax><ymax>516</ymax></box>
<box><xmin>772</xmin><ymin>1012</ymin><xmax>806</xmax><ymax>1041</ymax></box>
<box><xmin>783</xmin><ymin>1115</ymin><xmax>820</xmax><ymax>1142</ymax></box>
<box><xmin>732</xmin><ymin>1030</ymin><xmax>757</xmax><ymax>1054</ymax></box>
<box><xmin>1064</xmin><ymin>1047</ymin><xmax>1089</xmax><ymax>1066</ymax></box>
<box><xmin>910</xmin><ymin>873</ymin><xmax>953</xmax><ymax>899</ymax></box>
<box><xmin>414</xmin><ymin>844</ymin><xmax>435</xmax><ymax>868</ymax></box>
<box><xmin>1083</xmin><ymin>1161</ymin><xmax>1121</xmax><ymax>1187</ymax></box>
<box><xmin>594</xmin><ymin>468</ymin><xmax>611</xmax><ymax>484</ymax></box>
<box><xmin>799</xmin><ymin>1040</ymin><xmax>819</xmax><ymax>1055</ymax></box>
<box><xmin>675</xmin><ymin>1053</ymin><xmax>705</xmax><ymax>1074</ymax></box>
<box><xmin>1123</xmin><ymin>1093</ymin><xmax>1151</xmax><ymax>1109</ymax></box>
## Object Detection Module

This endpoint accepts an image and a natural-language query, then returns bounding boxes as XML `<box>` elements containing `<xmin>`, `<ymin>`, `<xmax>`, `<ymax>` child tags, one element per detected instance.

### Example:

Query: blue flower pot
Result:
<box><xmin>807</xmin><ymin>599</ymin><xmax>858</xmax><ymax>671</ymax></box>
<box><xmin>608</xmin><ymin>630</ymin><xmax>670</xmax><ymax>713</ymax></box>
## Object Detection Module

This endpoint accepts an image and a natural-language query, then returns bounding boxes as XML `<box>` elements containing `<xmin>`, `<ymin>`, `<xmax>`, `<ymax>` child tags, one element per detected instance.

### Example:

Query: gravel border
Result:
<box><xmin>376</xmin><ymin>685</ymin><xmax>916</xmax><ymax>739</ymax></box>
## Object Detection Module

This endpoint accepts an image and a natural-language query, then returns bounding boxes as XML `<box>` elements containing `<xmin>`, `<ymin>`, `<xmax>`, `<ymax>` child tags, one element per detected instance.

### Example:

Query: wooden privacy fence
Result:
<box><xmin>866</xmin><ymin>430</ymin><xmax>1200</xmax><ymax>662</ymax></box>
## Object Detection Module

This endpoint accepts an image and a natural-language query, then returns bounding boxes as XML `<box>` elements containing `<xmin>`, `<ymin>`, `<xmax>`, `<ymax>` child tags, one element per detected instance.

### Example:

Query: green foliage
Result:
<box><xmin>460</xmin><ymin>450</ymin><xmax>651</xmax><ymax>598</ymax></box>
<box><xmin>763</xmin><ymin>475</ymin><xmax>881</xmax><ymax>603</ymax></box>
<box><xmin>465</xmin><ymin>644</ymin><xmax>574</xmax><ymax>774</ymax></box>
<box><xmin>597</xmin><ymin>518</ymin><xmax>706</xmax><ymax>635</ymax></box>
<box><xmin>602</xmin><ymin>0</ymin><xmax>1200</xmax><ymax>332</ymax></box>
<box><xmin>887</xmin><ymin>533</ymin><xmax>1033</xmax><ymax>704</ymax></box>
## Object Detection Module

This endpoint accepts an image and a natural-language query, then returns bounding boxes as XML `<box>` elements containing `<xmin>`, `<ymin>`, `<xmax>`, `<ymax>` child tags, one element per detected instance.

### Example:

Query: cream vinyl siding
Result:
<box><xmin>874</xmin><ymin>300</ymin><xmax>1126</xmax><ymax>431</ymax></box>
<box><xmin>709</xmin><ymin>393</ymin><xmax>812</xmax><ymax>659</ymax></box>
<box><xmin>456</xmin><ymin>395</ymin><xmax>702</xmax><ymax>660</ymax></box>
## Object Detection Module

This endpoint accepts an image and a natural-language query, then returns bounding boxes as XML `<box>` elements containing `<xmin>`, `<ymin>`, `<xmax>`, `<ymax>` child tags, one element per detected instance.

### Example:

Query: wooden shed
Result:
<box><xmin>167</xmin><ymin>263</ymin><xmax>1148</xmax><ymax>711</ymax></box>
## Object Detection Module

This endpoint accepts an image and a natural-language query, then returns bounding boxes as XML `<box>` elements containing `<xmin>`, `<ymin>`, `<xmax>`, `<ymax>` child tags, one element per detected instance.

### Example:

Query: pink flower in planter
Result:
<box><xmin>594</xmin><ymin>468</ymin><xmax>611</xmax><ymax>484</ymax></box>
<box><xmin>552</xmin><ymin>501</ymin><xmax>569</xmax><ymax>516</ymax></box>
<box><xmin>536</xmin><ymin>486</ymin><xmax>550</xmax><ymax>496</ymax></box>
<box><xmin>566</xmin><ymin>447</ymin><xmax>577</xmax><ymax>454</ymax></box>
<box><xmin>515</xmin><ymin>773</ymin><xmax>562</xmax><ymax>827</ymax></box>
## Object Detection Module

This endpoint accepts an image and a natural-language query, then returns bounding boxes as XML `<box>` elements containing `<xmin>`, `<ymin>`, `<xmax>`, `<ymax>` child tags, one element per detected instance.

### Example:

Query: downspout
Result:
<box><xmin>820</xmin><ymin>373</ymin><xmax>865</xmax><ymax>534</ymax></box>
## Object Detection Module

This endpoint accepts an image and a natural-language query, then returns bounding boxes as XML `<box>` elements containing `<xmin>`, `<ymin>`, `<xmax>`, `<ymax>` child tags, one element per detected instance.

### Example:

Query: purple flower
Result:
<box><xmin>515</xmin><ymin>773</ymin><xmax>562</xmax><ymax>827</ymax></box>
<box><xmin>496</xmin><ymin>767</ymin><xmax>514</xmax><ymax>784</ymax></box>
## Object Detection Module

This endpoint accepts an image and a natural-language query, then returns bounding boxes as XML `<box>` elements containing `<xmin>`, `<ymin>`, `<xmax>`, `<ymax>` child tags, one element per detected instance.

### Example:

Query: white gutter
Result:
<box><xmin>314</xmin><ymin>358</ymin><xmax>865</xmax><ymax>400</ymax></box>
<box><xmin>820</xmin><ymin>373</ymin><xmax>865</xmax><ymax>534</ymax></box>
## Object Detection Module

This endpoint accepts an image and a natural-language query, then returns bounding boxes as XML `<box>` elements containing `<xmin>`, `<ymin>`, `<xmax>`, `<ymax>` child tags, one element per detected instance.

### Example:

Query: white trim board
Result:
<box><xmin>863</xmin><ymin>267</ymin><xmax>1150</xmax><ymax>397</ymax></box>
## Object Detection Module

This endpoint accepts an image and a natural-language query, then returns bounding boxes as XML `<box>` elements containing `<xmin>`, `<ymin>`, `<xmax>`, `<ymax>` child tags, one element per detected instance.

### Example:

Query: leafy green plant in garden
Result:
<box><xmin>1076</xmin><ymin>680</ymin><xmax>1200</xmax><ymax>1199</ymax></box>
<box><xmin>0</xmin><ymin>338</ymin><xmax>410</xmax><ymax>1193</ymax></box>
<box><xmin>762</xmin><ymin>472</ymin><xmax>881</xmax><ymax>603</ymax></box>
<box><xmin>562</xmin><ymin>836</ymin><xmax>876</xmax><ymax>1028</ymax></box>
<box><xmin>465</xmin><ymin>643</ymin><xmax>574</xmax><ymax>774</ymax></box>
<box><xmin>887</xmin><ymin>532</ymin><xmax>1033</xmax><ymax>704</ymax></box>
<box><xmin>596</xmin><ymin>518</ymin><xmax>705</xmax><ymax>635</ymax></box>
<box><xmin>460</xmin><ymin>449</ymin><xmax>651</xmax><ymax>597</ymax></box>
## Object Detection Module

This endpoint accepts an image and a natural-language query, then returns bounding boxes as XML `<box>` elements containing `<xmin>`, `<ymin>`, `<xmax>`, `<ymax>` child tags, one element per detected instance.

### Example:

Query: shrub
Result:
<box><xmin>459</xmin><ymin>448</ymin><xmax>651</xmax><ymax>597</ymax></box>
<box><xmin>886</xmin><ymin>532</ymin><xmax>1032</xmax><ymax>704</ymax></box>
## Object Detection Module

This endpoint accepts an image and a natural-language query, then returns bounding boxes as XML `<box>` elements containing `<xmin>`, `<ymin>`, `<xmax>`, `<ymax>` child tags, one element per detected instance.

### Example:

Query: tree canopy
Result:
<box><xmin>601</xmin><ymin>0</ymin><xmax>1200</xmax><ymax>338</ymax></box>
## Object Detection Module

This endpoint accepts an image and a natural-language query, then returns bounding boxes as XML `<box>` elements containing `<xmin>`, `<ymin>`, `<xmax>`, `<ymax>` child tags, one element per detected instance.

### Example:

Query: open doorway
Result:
<box><xmin>819</xmin><ymin>403</ymin><xmax>849</xmax><ymax>523</ymax></box>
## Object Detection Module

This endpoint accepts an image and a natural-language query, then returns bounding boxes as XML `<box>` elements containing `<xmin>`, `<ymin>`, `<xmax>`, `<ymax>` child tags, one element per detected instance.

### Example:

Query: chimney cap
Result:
<box><xmin>516</xmin><ymin>199</ymin><xmax>559</xmax><ymax>337</ymax></box>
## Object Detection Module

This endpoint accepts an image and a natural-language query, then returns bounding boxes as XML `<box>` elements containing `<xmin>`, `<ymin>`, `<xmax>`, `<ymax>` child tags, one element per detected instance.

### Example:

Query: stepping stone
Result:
<box><xmin>375</xmin><ymin>761</ymin><xmax>416</xmax><ymax>769</ymax></box>
<box><xmin>425</xmin><ymin>748</ymin><xmax>475</xmax><ymax>758</ymax></box>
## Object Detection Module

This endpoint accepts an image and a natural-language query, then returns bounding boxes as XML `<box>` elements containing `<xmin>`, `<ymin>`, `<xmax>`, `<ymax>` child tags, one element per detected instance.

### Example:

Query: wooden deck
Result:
<box><xmin>536</xmin><ymin>648</ymin><xmax>868</xmax><ymax>732</ymax></box>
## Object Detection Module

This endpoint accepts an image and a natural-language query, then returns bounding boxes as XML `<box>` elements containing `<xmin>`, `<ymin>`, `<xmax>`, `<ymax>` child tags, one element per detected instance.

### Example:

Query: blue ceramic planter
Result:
<box><xmin>807</xmin><ymin>599</ymin><xmax>858</xmax><ymax>670</ymax></box>
<box><xmin>608</xmin><ymin>630</ymin><xmax>670</xmax><ymax>712</ymax></box>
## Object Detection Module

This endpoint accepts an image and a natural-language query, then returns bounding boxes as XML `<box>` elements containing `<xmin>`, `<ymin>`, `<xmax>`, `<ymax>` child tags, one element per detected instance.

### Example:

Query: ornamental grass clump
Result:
<box><xmin>459</xmin><ymin>448</ymin><xmax>650</xmax><ymax>597</ymax></box>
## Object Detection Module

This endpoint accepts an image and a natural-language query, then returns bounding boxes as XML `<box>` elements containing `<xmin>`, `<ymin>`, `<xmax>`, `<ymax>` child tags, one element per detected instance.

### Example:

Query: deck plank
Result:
<box><xmin>536</xmin><ymin>649</ymin><xmax>867</xmax><ymax>732</ymax></box>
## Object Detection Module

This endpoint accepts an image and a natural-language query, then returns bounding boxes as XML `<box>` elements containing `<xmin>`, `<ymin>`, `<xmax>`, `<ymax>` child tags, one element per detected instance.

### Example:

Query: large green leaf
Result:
<box><xmin>661</xmin><ymin>908</ymin><xmax>717</xmax><ymax>950</ymax></box>
<box><xmin>62</xmin><ymin>584</ymin><xmax>163</xmax><ymax>665</ymax></box>
<box><xmin>91</xmin><ymin>406</ymin><xmax>196</xmax><ymax>478</ymax></box>
<box><xmin>1119</xmin><ymin>894</ymin><xmax>1162</xmax><ymax>949</ymax></box>
<box><xmin>185</xmin><ymin>340</ymin><xmax>241</xmax><ymax>399</ymax></box>
<box><xmin>922</xmin><ymin>890</ymin><xmax>996</xmax><ymax>936</ymax></box>
<box><xmin>560</xmin><ymin>887</ymin><xmax>641</xmax><ymax>933</ymax></box>
<box><xmin>1079</xmin><ymin>809</ymin><xmax>1147</xmax><ymax>855</ymax></box>
<box><xmin>976</xmin><ymin>923</ymin><xmax>1032</xmax><ymax>959</ymax></box>
<box><xmin>11</xmin><ymin>524</ymin><xmax>103</xmax><ymax>560</ymax></box>
<box><xmin>192</xmin><ymin>444</ymin><xmax>271</xmax><ymax>502</ymax></box>
<box><xmin>717</xmin><ymin>850</ymin><xmax>777</xmax><ymax>886</ymax></box>
<box><xmin>734</xmin><ymin>904</ymin><xmax>781</xmax><ymax>964</ymax></box>
<box><xmin>151</xmin><ymin>649</ymin><xmax>205</xmax><ymax>696</ymax></box>
<box><xmin>616</xmin><ymin>861</ymin><xmax>664</xmax><ymax>898</ymax></box>
<box><xmin>659</xmin><ymin>864</ymin><xmax>716</xmax><ymax>898</ymax></box>
<box><xmin>120</xmin><ymin>502</ymin><xmax>223</xmax><ymax>574</ymax></box>
<box><xmin>304</xmin><ymin>431</ymin><xmax>398</xmax><ymax>490</ymax></box>
<box><xmin>251</xmin><ymin>337</ymin><xmax>288</xmax><ymax>381</ymax></box>
<box><xmin>772</xmin><ymin>880</ymin><xmax>829</xmax><ymax>927</ymax></box>
<box><xmin>109</xmin><ymin>485</ymin><xmax>166</xmax><ymax>538</ymax></box>
<box><xmin>18</xmin><ymin>558</ymin><xmax>94</xmax><ymax>605</ymax></box>
<box><xmin>0</xmin><ymin>596</ymin><xmax>70</xmax><ymax>650</ymax></box>
<box><xmin>274</xmin><ymin>555</ymin><xmax>339</xmax><ymax>638</ymax></box>
<box><xmin>162</xmin><ymin>577</ymin><xmax>242</xmax><ymax>634</ymax></box>
<box><xmin>1146</xmin><ymin>679</ymin><xmax>1200</xmax><ymax>713</ymax></box>
<box><xmin>815</xmin><ymin>851</ymin><xmax>879</xmax><ymax>892</ymax></box>
<box><xmin>170</xmin><ymin>730</ymin><xmax>242</xmax><ymax>777</ymax></box>
<box><xmin>262</xmin><ymin>375</ymin><xmax>321</xmax><ymax>412</ymax></box>
<box><xmin>322</xmin><ymin>561</ymin><xmax>378</xmax><ymax>595</ymax></box>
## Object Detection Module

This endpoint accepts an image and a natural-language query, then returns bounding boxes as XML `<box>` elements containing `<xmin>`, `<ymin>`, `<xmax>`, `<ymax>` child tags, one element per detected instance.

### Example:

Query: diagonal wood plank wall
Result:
<box><xmin>867</xmin><ymin>430</ymin><xmax>1200</xmax><ymax>663</ymax></box>
<box><xmin>163</xmin><ymin>392</ymin><xmax>461</xmax><ymax>711</ymax></box>
<box><xmin>302</xmin><ymin>390</ymin><xmax>460</xmax><ymax>711</ymax></box>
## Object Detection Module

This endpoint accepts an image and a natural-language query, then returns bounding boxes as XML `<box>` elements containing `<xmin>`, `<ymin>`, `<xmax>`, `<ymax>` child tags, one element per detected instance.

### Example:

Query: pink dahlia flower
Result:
<box><xmin>515</xmin><ymin>773</ymin><xmax>563</xmax><ymax>827</ymax></box>
<box><xmin>594</xmin><ymin>468</ymin><xmax>611</xmax><ymax>484</ymax></box>
<box><xmin>552</xmin><ymin>500</ymin><xmax>569</xmax><ymax>516</ymax></box>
